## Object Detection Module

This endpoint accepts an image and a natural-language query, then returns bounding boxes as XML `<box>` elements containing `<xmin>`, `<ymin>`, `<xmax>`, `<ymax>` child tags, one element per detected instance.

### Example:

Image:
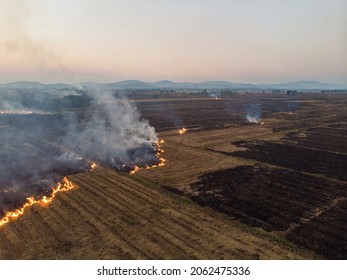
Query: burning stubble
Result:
<box><xmin>178</xmin><ymin>128</ymin><xmax>188</xmax><ymax>134</ymax></box>
<box><xmin>0</xmin><ymin>89</ymin><xmax>164</xmax><ymax>221</ymax></box>
<box><xmin>0</xmin><ymin>177</ymin><xmax>74</xmax><ymax>227</ymax></box>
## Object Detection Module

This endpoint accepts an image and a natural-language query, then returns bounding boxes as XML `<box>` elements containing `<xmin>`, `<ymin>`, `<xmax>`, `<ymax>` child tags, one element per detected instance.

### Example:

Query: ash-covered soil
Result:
<box><xmin>284</xmin><ymin>128</ymin><xmax>347</xmax><ymax>154</ymax></box>
<box><xmin>189</xmin><ymin>165</ymin><xmax>347</xmax><ymax>259</ymax></box>
<box><xmin>231</xmin><ymin>140</ymin><xmax>347</xmax><ymax>181</ymax></box>
<box><xmin>1</xmin><ymin>92</ymin><xmax>346</xmax><ymax>259</ymax></box>
<box><xmin>135</xmin><ymin>93</ymin><xmax>342</xmax><ymax>132</ymax></box>
<box><xmin>134</xmin><ymin>93</ymin><xmax>347</xmax><ymax>259</ymax></box>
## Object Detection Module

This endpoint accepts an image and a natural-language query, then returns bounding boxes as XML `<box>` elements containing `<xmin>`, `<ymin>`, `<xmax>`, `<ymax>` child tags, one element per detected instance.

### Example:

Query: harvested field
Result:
<box><xmin>284</xmin><ymin>128</ymin><xmax>347</xmax><ymax>154</ymax></box>
<box><xmin>188</xmin><ymin>165</ymin><xmax>347</xmax><ymax>259</ymax></box>
<box><xmin>189</xmin><ymin>165</ymin><xmax>347</xmax><ymax>232</ymax></box>
<box><xmin>0</xmin><ymin>167</ymin><xmax>309</xmax><ymax>259</ymax></box>
<box><xmin>0</xmin><ymin>93</ymin><xmax>346</xmax><ymax>259</ymax></box>
<box><xmin>134</xmin><ymin>93</ymin><xmax>347</xmax><ymax>259</ymax></box>
<box><xmin>231</xmin><ymin>141</ymin><xmax>347</xmax><ymax>181</ymax></box>
<box><xmin>287</xmin><ymin>198</ymin><xmax>347</xmax><ymax>260</ymax></box>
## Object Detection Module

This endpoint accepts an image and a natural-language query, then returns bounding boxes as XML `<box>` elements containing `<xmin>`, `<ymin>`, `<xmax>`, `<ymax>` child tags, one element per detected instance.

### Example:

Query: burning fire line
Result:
<box><xmin>0</xmin><ymin>139</ymin><xmax>165</xmax><ymax>225</ymax></box>
<box><xmin>130</xmin><ymin>139</ymin><xmax>166</xmax><ymax>175</ymax></box>
<box><xmin>0</xmin><ymin>177</ymin><xmax>74</xmax><ymax>227</ymax></box>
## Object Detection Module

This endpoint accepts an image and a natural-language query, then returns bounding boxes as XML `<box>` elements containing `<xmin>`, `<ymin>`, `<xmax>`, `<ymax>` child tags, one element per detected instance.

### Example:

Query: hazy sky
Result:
<box><xmin>0</xmin><ymin>0</ymin><xmax>346</xmax><ymax>83</ymax></box>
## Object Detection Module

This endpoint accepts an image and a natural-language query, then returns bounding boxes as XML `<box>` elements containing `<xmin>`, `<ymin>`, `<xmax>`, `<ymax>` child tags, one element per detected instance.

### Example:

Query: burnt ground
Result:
<box><xmin>134</xmin><ymin>93</ymin><xmax>347</xmax><ymax>259</ymax></box>
<box><xmin>189</xmin><ymin>166</ymin><xmax>347</xmax><ymax>259</ymax></box>
<box><xmin>1</xmin><ymin>92</ymin><xmax>346</xmax><ymax>259</ymax></box>
<box><xmin>136</xmin><ymin>95</ymin><xmax>306</xmax><ymax>132</ymax></box>
<box><xmin>135</xmin><ymin>93</ymin><xmax>319</xmax><ymax>132</ymax></box>
<box><xmin>231</xmin><ymin>141</ymin><xmax>347</xmax><ymax>181</ymax></box>
<box><xmin>287</xmin><ymin>198</ymin><xmax>347</xmax><ymax>259</ymax></box>
<box><xmin>136</xmin><ymin>97</ymin><xmax>246</xmax><ymax>131</ymax></box>
<box><xmin>0</xmin><ymin>166</ymin><xmax>312</xmax><ymax>260</ymax></box>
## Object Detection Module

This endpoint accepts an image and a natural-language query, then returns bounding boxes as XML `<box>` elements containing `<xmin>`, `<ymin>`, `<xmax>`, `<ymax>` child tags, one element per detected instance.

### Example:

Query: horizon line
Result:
<box><xmin>1</xmin><ymin>79</ymin><xmax>346</xmax><ymax>86</ymax></box>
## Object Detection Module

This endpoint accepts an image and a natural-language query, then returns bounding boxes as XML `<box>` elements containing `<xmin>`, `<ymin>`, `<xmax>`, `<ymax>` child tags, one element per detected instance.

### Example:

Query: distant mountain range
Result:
<box><xmin>0</xmin><ymin>80</ymin><xmax>346</xmax><ymax>90</ymax></box>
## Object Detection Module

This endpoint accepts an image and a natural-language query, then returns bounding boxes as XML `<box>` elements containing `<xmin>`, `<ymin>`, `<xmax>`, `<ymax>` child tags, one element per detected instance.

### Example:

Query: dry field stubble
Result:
<box><xmin>136</xmin><ymin>94</ymin><xmax>347</xmax><ymax>259</ymax></box>
<box><xmin>137</xmin><ymin>94</ymin><xmax>347</xmax><ymax>259</ymax></box>
<box><xmin>0</xmin><ymin>166</ymin><xmax>311</xmax><ymax>259</ymax></box>
<box><xmin>1</xmin><ymin>93</ymin><xmax>345</xmax><ymax>259</ymax></box>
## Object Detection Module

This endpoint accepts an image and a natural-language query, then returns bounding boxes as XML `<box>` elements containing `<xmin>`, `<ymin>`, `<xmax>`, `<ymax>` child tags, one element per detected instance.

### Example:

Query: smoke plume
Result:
<box><xmin>0</xmin><ymin>88</ymin><xmax>160</xmax><ymax>215</ymax></box>
<box><xmin>63</xmin><ymin>90</ymin><xmax>159</xmax><ymax>170</ymax></box>
<box><xmin>245</xmin><ymin>103</ymin><xmax>261</xmax><ymax>123</ymax></box>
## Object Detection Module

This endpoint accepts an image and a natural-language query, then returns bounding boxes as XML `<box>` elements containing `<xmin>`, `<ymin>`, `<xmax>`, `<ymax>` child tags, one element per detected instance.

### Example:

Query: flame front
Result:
<box><xmin>130</xmin><ymin>139</ymin><xmax>165</xmax><ymax>175</ymax></box>
<box><xmin>0</xmin><ymin>141</ymin><xmax>164</xmax><ymax>225</ymax></box>
<box><xmin>130</xmin><ymin>165</ymin><xmax>141</xmax><ymax>175</ymax></box>
<box><xmin>178</xmin><ymin>128</ymin><xmax>187</xmax><ymax>134</ymax></box>
<box><xmin>0</xmin><ymin>177</ymin><xmax>74</xmax><ymax>227</ymax></box>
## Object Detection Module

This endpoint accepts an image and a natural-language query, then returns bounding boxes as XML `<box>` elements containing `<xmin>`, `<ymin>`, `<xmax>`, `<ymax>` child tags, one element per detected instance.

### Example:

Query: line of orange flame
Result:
<box><xmin>130</xmin><ymin>139</ymin><xmax>166</xmax><ymax>175</ymax></box>
<box><xmin>0</xmin><ymin>177</ymin><xmax>74</xmax><ymax>227</ymax></box>
<box><xmin>0</xmin><ymin>139</ymin><xmax>164</xmax><ymax>226</ymax></box>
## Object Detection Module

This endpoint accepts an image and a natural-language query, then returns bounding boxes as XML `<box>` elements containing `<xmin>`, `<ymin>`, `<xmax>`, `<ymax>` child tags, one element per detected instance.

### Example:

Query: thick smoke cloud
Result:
<box><xmin>63</xmin><ymin>90</ymin><xmax>159</xmax><ymax>170</ymax></box>
<box><xmin>0</xmin><ymin>88</ymin><xmax>160</xmax><ymax>215</ymax></box>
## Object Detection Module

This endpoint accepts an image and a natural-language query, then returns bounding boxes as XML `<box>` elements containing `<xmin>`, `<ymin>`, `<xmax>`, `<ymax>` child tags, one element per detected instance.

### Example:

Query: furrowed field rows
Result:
<box><xmin>135</xmin><ymin>139</ymin><xmax>244</xmax><ymax>187</ymax></box>
<box><xmin>85</xmin><ymin>172</ymin><xmax>295</xmax><ymax>259</ymax></box>
<box><xmin>0</xmin><ymin>167</ymin><xmax>311</xmax><ymax>259</ymax></box>
<box><xmin>1</xmin><ymin>93</ymin><xmax>345</xmax><ymax>260</ymax></box>
<box><xmin>132</xmin><ymin>94</ymin><xmax>347</xmax><ymax>259</ymax></box>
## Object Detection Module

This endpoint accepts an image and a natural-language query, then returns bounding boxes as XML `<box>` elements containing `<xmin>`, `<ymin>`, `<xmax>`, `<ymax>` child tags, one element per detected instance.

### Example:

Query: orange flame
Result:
<box><xmin>130</xmin><ymin>139</ymin><xmax>165</xmax><ymax>175</ymax></box>
<box><xmin>129</xmin><ymin>165</ymin><xmax>141</xmax><ymax>175</ymax></box>
<box><xmin>178</xmin><ymin>128</ymin><xmax>187</xmax><ymax>134</ymax></box>
<box><xmin>89</xmin><ymin>162</ymin><xmax>97</xmax><ymax>171</ymax></box>
<box><xmin>0</xmin><ymin>177</ymin><xmax>74</xmax><ymax>227</ymax></box>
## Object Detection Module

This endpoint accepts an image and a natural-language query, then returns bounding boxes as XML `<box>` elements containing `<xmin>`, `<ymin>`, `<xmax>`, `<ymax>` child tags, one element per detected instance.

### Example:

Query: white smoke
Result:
<box><xmin>0</xmin><ymin>88</ymin><xmax>160</xmax><ymax>213</ymax></box>
<box><xmin>246</xmin><ymin>103</ymin><xmax>261</xmax><ymax>123</ymax></box>
<box><xmin>64</xmin><ymin>90</ymin><xmax>159</xmax><ymax>169</ymax></box>
<box><xmin>208</xmin><ymin>91</ymin><xmax>220</xmax><ymax>100</ymax></box>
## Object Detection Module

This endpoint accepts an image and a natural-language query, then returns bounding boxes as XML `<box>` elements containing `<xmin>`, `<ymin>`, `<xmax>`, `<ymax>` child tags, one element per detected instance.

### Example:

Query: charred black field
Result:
<box><xmin>0</xmin><ymin>90</ymin><xmax>346</xmax><ymax>260</ymax></box>
<box><xmin>189</xmin><ymin>166</ymin><xmax>347</xmax><ymax>259</ymax></box>
<box><xmin>134</xmin><ymin>92</ymin><xmax>347</xmax><ymax>259</ymax></box>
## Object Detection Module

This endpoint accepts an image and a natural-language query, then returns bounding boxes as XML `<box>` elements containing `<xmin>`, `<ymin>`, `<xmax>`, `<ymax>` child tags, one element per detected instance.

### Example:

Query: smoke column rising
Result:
<box><xmin>63</xmin><ymin>90</ymin><xmax>160</xmax><ymax>170</ymax></box>
<box><xmin>245</xmin><ymin>103</ymin><xmax>261</xmax><ymax>123</ymax></box>
<box><xmin>0</xmin><ymin>88</ymin><xmax>160</xmax><ymax>215</ymax></box>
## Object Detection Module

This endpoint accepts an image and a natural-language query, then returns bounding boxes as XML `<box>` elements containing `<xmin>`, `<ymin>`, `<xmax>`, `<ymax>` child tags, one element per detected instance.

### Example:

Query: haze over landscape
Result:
<box><xmin>1</xmin><ymin>0</ymin><xmax>347</xmax><ymax>262</ymax></box>
<box><xmin>0</xmin><ymin>0</ymin><xmax>346</xmax><ymax>84</ymax></box>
